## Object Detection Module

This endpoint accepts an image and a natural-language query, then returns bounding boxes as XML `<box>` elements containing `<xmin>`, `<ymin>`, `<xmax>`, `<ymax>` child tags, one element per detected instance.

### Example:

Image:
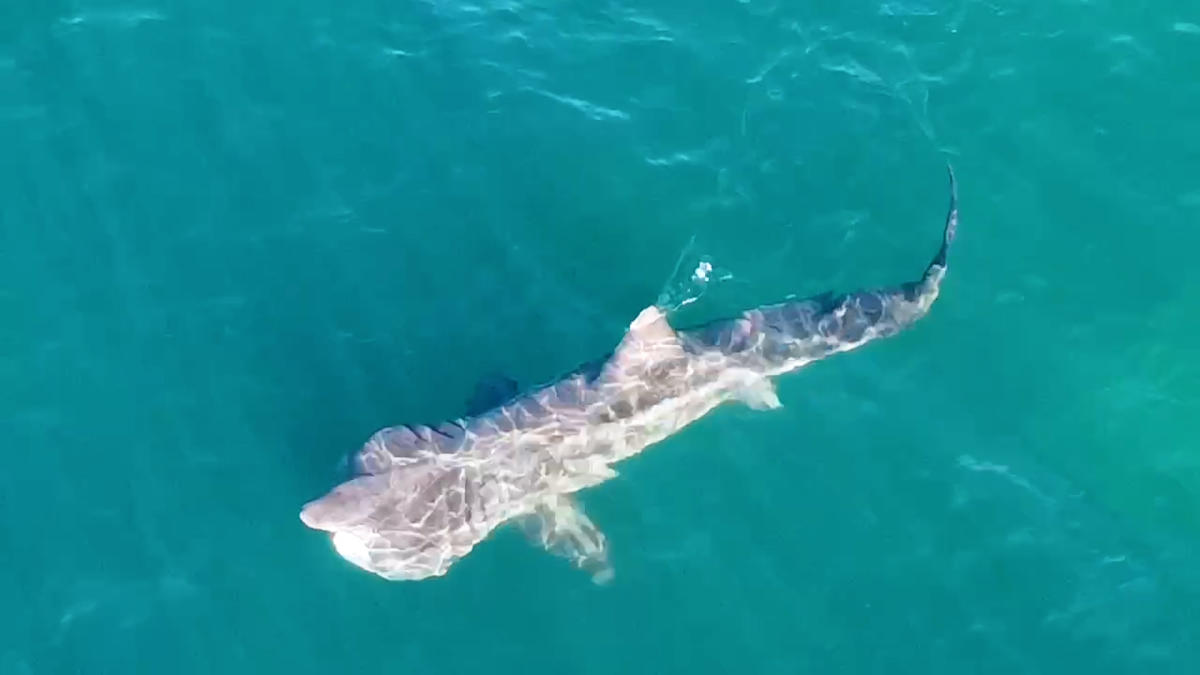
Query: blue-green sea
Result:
<box><xmin>3</xmin><ymin>1</ymin><xmax>1200</xmax><ymax>673</ymax></box>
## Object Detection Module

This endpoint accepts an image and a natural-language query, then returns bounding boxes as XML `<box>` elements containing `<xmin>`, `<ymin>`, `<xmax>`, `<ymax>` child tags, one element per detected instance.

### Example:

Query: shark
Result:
<box><xmin>300</xmin><ymin>167</ymin><xmax>959</xmax><ymax>582</ymax></box>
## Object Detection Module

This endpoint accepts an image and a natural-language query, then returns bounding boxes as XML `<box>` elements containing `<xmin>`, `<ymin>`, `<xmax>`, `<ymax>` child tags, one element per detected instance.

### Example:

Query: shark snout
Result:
<box><xmin>299</xmin><ymin>498</ymin><xmax>336</xmax><ymax>531</ymax></box>
<box><xmin>299</xmin><ymin>473</ymin><xmax>390</xmax><ymax>531</ymax></box>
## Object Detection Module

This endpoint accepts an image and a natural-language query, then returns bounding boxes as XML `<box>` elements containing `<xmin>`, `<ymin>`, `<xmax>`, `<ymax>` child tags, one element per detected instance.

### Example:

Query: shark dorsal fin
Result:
<box><xmin>599</xmin><ymin>305</ymin><xmax>686</xmax><ymax>383</ymax></box>
<box><xmin>626</xmin><ymin>305</ymin><xmax>676</xmax><ymax>342</ymax></box>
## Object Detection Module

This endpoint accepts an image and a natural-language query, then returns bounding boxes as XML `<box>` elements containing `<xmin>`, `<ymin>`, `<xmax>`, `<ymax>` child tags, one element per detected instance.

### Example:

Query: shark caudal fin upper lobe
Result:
<box><xmin>924</xmin><ymin>163</ymin><xmax>958</xmax><ymax>279</ymax></box>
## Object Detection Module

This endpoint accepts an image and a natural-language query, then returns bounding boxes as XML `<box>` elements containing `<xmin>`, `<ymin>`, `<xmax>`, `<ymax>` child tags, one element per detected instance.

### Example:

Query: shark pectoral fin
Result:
<box><xmin>520</xmin><ymin>495</ymin><xmax>614</xmax><ymax>584</ymax></box>
<box><xmin>465</xmin><ymin>373</ymin><xmax>519</xmax><ymax>415</ymax></box>
<box><xmin>561</xmin><ymin>457</ymin><xmax>618</xmax><ymax>491</ymax></box>
<box><xmin>733</xmin><ymin>373</ymin><xmax>782</xmax><ymax>410</ymax></box>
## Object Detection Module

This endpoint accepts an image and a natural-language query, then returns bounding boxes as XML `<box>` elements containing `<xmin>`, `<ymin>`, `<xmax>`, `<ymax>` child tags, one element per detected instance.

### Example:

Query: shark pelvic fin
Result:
<box><xmin>732</xmin><ymin>373</ymin><xmax>782</xmax><ymax>410</ymax></box>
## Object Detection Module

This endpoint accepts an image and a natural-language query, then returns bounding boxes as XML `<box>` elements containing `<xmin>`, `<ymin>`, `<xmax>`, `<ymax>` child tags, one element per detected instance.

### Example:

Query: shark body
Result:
<box><xmin>300</xmin><ymin>168</ymin><xmax>959</xmax><ymax>582</ymax></box>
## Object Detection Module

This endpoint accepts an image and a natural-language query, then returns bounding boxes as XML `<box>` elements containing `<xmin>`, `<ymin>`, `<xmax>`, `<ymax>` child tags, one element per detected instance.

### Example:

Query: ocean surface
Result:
<box><xmin>3</xmin><ymin>1</ymin><xmax>1200</xmax><ymax>673</ymax></box>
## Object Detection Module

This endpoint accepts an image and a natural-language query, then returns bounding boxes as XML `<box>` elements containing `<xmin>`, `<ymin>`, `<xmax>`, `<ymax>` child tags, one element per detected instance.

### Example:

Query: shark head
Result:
<box><xmin>300</xmin><ymin>461</ymin><xmax>479</xmax><ymax>580</ymax></box>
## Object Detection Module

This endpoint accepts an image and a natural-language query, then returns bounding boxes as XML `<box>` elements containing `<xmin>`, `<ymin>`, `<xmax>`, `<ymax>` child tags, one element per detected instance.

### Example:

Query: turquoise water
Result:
<box><xmin>3</xmin><ymin>0</ymin><xmax>1200</xmax><ymax>672</ymax></box>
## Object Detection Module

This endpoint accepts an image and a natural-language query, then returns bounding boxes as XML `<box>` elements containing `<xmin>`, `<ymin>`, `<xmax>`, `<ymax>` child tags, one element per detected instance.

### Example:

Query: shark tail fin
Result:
<box><xmin>922</xmin><ymin>163</ymin><xmax>958</xmax><ymax>284</ymax></box>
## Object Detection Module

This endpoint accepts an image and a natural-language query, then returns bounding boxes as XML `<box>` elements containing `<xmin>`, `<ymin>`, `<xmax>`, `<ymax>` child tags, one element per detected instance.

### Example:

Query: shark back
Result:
<box><xmin>299</xmin><ymin>166</ymin><xmax>960</xmax><ymax>582</ymax></box>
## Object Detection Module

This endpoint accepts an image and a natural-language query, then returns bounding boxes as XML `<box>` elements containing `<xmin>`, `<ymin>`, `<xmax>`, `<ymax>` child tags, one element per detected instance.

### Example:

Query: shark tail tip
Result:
<box><xmin>923</xmin><ymin>164</ymin><xmax>958</xmax><ymax>279</ymax></box>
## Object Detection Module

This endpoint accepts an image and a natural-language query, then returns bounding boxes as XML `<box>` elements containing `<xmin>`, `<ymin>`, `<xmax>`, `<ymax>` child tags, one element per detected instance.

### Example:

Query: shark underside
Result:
<box><xmin>300</xmin><ymin>168</ymin><xmax>960</xmax><ymax>582</ymax></box>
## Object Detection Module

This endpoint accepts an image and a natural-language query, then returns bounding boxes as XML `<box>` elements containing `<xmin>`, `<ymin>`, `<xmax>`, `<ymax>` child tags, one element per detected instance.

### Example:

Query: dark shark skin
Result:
<box><xmin>300</xmin><ymin>167</ymin><xmax>959</xmax><ymax>582</ymax></box>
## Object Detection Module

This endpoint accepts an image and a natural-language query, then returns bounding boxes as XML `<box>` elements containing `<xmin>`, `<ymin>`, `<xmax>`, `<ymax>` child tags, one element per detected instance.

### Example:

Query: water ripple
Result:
<box><xmin>58</xmin><ymin>8</ymin><xmax>167</xmax><ymax>29</ymax></box>
<box><xmin>523</xmin><ymin>87</ymin><xmax>631</xmax><ymax>121</ymax></box>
